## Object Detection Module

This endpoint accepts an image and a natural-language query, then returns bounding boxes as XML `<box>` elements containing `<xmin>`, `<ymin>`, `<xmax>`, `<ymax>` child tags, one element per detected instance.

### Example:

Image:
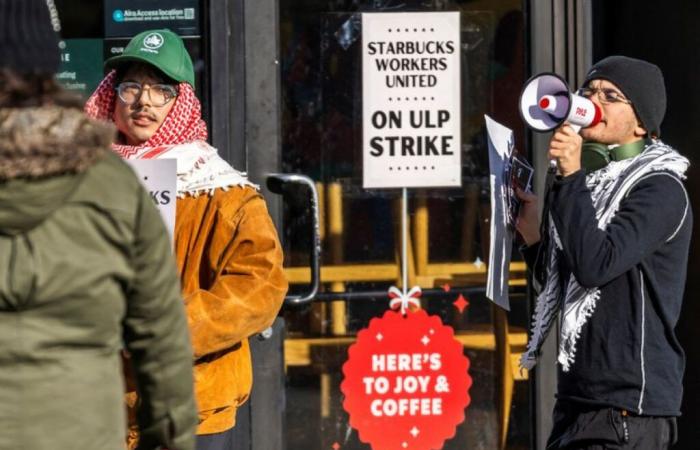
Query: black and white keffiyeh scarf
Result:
<box><xmin>520</xmin><ymin>141</ymin><xmax>689</xmax><ymax>372</ymax></box>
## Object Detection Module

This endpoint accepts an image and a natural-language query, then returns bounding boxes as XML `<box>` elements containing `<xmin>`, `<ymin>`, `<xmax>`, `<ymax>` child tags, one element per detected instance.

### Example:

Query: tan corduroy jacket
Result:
<box><xmin>127</xmin><ymin>185</ymin><xmax>287</xmax><ymax>444</ymax></box>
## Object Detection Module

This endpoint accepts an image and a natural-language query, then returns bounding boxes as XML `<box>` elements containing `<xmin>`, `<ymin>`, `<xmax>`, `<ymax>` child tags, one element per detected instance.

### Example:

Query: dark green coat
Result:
<box><xmin>0</xmin><ymin>107</ymin><xmax>197</xmax><ymax>450</ymax></box>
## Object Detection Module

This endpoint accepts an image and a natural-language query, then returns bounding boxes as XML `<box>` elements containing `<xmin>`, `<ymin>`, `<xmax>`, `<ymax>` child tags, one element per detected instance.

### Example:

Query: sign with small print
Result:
<box><xmin>362</xmin><ymin>12</ymin><xmax>461</xmax><ymax>188</ymax></box>
<box><xmin>104</xmin><ymin>0</ymin><xmax>200</xmax><ymax>37</ymax></box>
<box><xmin>56</xmin><ymin>39</ymin><xmax>104</xmax><ymax>98</ymax></box>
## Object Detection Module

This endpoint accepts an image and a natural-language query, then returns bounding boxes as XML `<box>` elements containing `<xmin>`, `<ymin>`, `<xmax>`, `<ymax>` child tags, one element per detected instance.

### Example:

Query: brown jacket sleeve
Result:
<box><xmin>184</xmin><ymin>195</ymin><xmax>288</xmax><ymax>359</ymax></box>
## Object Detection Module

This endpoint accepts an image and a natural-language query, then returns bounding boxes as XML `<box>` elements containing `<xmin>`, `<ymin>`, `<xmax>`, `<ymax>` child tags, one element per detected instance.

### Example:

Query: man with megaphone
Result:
<box><xmin>515</xmin><ymin>56</ymin><xmax>691</xmax><ymax>449</ymax></box>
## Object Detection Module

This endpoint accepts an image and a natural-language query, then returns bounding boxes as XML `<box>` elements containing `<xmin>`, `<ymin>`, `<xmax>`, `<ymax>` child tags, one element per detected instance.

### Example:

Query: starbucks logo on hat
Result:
<box><xmin>143</xmin><ymin>33</ymin><xmax>165</xmax><ymax>50</ymax></box>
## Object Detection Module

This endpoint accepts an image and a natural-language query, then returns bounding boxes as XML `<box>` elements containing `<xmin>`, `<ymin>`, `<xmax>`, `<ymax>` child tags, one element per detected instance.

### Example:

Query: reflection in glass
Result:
<box><xmin>280</xmin><ymin>1</ymin><xmax>529</xmax><ymax>449</ymax></box>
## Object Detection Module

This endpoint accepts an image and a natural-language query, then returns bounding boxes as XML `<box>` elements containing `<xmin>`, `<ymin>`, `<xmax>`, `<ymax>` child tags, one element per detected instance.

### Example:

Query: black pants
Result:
<box><xmin>195</xmin><ymin>426</ymin><xmax>235</xmax><ymax>450</ymax></box>
<box><xmin>546</xmin><ymin>400</ymin><xmax>677</xmax><ymax>450</ymax></box>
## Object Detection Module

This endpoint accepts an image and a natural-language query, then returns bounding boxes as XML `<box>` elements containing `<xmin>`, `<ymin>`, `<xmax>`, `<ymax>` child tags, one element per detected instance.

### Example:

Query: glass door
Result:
<box><xmin>278</xmin><ymin>1</ymin><xmax>531</xmax><ymax>449</ymax></box>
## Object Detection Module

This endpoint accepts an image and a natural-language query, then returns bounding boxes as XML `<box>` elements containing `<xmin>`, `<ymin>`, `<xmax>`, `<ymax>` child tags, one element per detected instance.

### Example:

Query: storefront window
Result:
<box><xmin>54</xmin><ymin>0</ymin><xmax>207</xmax><ymax>120</ymax></box>
<box><xmin>53</xmin><ymin>1</ymin><xmax>531</xmax><ymax>447</ymax></box>
<box><xmin>279</xmin><ymin>1</ymin><xmax>529</xmax><ymax>448</ymax></box>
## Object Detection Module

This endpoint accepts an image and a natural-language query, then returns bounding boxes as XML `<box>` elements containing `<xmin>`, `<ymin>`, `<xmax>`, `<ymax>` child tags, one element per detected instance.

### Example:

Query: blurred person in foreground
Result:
<box><xmin>516</xmin><ymin>56</ymin><xmax>691</xmax><ymax>449</ymax></box>
<box><xmin>84</xmin><ymin>28</ymin><xmax>288</xmax><ymax>450</ymax></box>
<box><xmin>0</xmin><ymin>1</ymin><xmax>197</xmax><ymax>449</ymax></box>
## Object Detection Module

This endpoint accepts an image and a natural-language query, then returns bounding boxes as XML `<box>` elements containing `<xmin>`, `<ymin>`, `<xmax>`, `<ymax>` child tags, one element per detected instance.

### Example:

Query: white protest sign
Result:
<box><xmin>484</xmin><ymin>115</ymin><xmax>514</xmax><ymax>310</ymax></box>
<box><xmin>127</xmin><ymin>159</ymin><xmax>177</xmax><ymax>240</ymax></box>
<box><xmin>362</xmin><ymin>12</ymin><xmax>461</xmax><ymax>189</ymax></box>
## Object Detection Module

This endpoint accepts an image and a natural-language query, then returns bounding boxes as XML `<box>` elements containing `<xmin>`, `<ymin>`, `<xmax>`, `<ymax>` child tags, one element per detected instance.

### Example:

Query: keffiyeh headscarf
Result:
<box><xmin>520</xmin><ymin>142</ymin><xmax>689</xmax><ymax>372</ymax></box>
<box><xmin>84</xmin><ymin>70</ymin><xmax>255</xmax><ymax>196</ymax></box>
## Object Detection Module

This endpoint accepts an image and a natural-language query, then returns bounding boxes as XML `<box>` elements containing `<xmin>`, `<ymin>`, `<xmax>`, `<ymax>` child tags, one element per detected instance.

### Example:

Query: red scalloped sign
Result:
<box><xmin>341</xmin><ymin>309</ymin><xmax>472</xmax><ymax>450</ymax></box>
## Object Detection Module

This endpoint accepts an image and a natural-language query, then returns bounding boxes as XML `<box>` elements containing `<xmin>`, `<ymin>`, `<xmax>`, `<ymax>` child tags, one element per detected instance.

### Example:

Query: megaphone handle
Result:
<box><xmin>548</xmin><ymin>122</ymin><xmax>584</xmax><ymax>171</ymax></box>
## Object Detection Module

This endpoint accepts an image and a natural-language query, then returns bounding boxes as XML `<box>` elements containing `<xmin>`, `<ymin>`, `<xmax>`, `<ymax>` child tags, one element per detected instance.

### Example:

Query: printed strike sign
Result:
<box><xmin>341</xmin><ymin>309</ymin><xmax>472</xmax><ymax>450</ymax></box>
<box><xmin>362</xmin><ymin>12</ymin><xmax>461</xmax><ymax>188</ymax></box>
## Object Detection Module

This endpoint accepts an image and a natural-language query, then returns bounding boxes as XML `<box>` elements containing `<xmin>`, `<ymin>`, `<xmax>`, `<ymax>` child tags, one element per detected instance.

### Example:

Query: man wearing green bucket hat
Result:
<box><xmin>85</xmin><ymin>29</ymin><xmax>288</xmax><ymax>450</ymax></box>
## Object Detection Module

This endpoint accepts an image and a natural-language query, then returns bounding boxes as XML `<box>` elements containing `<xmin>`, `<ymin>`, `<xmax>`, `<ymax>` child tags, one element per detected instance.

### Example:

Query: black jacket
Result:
<box><xmin>524</xmin><ymin>168</ymin><xmax>691</xmax><ymax>416</ymax></box>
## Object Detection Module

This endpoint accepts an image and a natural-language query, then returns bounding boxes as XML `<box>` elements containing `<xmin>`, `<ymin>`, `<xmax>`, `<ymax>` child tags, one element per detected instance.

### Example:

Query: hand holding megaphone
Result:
<box><xmin>519</xmin><ymin>73</ymin><xmax>601</xmax><ymax>172</ymax></box>
<box><xmin>519</xmin><ymin>73</ymin><xmax>601</xmax><ymax>133</ymax></box>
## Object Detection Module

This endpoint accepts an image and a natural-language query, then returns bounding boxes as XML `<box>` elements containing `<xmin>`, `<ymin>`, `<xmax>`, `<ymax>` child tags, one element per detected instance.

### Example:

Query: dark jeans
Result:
<box><xmin>195</xmin><ymin>426</ymin><xmax>235</xmax><ymax>450</ymax></box>
<box><xmin>546</xmin><ymin>400</ymin><xmax>677</xmax><ymax>450</ymax></box>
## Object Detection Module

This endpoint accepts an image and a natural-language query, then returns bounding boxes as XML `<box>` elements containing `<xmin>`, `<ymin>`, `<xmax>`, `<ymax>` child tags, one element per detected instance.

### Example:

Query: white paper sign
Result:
<box><xmin>362</xmin><ymin>12</ymin><xmax>461</xmax><ymax>188</ymax></box>
<box><xmin>127</xmin><ymin>159</ymin><xmax>177</xmax><ymax>240</ymax></box>
<box><xmin>484</xmin><ymin>115</ymin><xmax>514</xmax><ymax>310</ymax></box>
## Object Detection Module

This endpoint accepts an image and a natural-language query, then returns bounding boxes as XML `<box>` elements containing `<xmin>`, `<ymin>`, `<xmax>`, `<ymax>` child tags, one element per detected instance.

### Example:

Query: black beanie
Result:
<box><xmin>0</xmin><ymin>0</ymin><xmax>61</xmax><ymax>74</ymax></box>
<box><xmin>582</xmin><ymin>55</ymin><xmax>666</xmax><ymax>138</ymax></box>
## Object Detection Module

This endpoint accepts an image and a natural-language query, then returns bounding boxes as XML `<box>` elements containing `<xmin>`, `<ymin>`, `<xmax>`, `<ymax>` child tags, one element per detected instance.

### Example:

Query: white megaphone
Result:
<box><xmin>519</xmin><ymin>73</ymin><xmax>602</xmax><ymax>133</ymax></box>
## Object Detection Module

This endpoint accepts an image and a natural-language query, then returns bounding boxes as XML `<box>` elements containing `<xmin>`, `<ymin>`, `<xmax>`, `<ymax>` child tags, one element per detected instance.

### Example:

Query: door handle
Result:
<box><xmin>266</xmin><ymin>173</ymin><xmax>320</xmax><ymax>305</ymax></box>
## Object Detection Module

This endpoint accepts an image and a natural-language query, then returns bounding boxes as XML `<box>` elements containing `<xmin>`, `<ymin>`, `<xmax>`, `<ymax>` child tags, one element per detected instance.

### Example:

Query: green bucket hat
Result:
<box><xmin>105</xmin><ymin>29</ymin><xmax>195</xmax><ymax>88</ymax></box>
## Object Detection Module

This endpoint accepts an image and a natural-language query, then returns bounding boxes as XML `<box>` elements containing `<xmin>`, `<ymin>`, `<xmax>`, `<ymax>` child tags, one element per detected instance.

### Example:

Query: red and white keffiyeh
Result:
<box><xmin>85</xmin><ymin>70</ymin><xmax>255</xmax><ymax>196</ymax></box>
<box><xmin>85</xmin><ymin>70</ymin><xmax>208</xmax><ymax>156</ymax></box>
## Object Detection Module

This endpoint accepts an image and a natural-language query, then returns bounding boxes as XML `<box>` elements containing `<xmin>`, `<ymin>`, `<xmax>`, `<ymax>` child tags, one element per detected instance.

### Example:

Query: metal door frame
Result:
<box><xmin>208</xmin><ymin>0</ymin><xmax>281</xmax><ymax>221</ymax></box>
<box><xmin>208</xmin><ymin>1</ymin><xmax>284</xmax><ymax>449</ymax></box>
<box><xmin>526</xmin><ymin>1</ymin><xmax>592</xmax><ymax>448</ymax></box>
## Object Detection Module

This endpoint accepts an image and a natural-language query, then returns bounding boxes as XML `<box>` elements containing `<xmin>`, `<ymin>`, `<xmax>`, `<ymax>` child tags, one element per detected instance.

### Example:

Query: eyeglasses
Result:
<box><xmin>115</xmin><ymin>82</ymin><xmax>178</xmax><ymax>107</ymax></box>
<box><xmin>578</xmin><ymin>86</ymin><xmax>632</xmax><ymax>105</ymax></box>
